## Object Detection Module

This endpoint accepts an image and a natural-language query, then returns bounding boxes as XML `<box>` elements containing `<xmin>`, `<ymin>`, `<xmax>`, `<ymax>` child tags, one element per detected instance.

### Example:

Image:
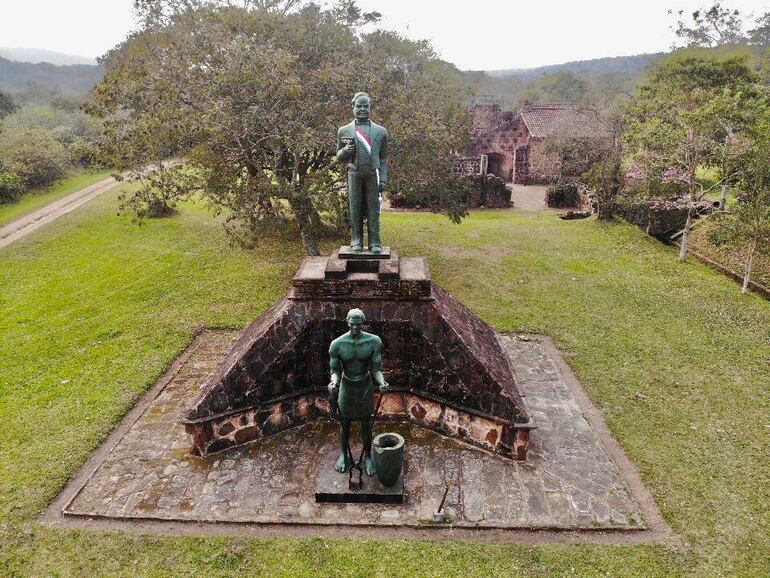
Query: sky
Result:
<box><xmin>0</xmin><ymin>0</ymin><xmax>768</xmax><ymax>70</ymax></box>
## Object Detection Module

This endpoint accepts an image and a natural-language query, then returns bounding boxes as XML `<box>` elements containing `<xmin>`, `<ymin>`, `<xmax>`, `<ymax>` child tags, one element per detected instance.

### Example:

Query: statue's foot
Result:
<box><xmin>365</xmin><ymin>453</ymin><xmax>376</xmax><ymax>476</ymax></box>
<box><xmin>335</xmin><ymin>452</ymin><xmax>352</xmax><ymax>473</ymax></box>
<box><xmin>351</xmin><ymin>244</ymin><xmax>363</xmax><ymax>252</ymax></box>
<box><xmin>371</xmin><ymin>245</ymin><xmax>382</xmax><ymax>254</ymax></box>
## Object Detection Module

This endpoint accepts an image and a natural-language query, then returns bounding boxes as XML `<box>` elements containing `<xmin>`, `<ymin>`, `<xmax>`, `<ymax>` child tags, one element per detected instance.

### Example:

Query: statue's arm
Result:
<box><xmin>370</xmin><ymin>337</ymin><xmax>389</xmax><ymax>391</ymax></box>
<box><xmin>336</xmin><ymin>128</ymin><xmax>354</xmax><ymax>162</ymax></box>
<box><xmin>329</xmin><ymin>344</ymin><xmax>342</xmax><ymax>392</ymax></box>
<box><xmin>378</xmin><ymin>129</ymin><xmax>389</xmax><ymax>190</ymax></box>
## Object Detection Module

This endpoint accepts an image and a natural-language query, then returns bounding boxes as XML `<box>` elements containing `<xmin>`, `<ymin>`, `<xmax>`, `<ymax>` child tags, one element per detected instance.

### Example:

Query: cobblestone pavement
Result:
<box><xmin>64</xmin><ymin>331</ymin><xmax>644</xmax><ymax>529</ymax></box>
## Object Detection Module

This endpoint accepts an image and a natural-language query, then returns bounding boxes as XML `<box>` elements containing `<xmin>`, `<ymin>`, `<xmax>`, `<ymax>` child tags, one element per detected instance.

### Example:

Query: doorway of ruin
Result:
<box><xmin>486</xmin><ymin>153</ymin><xmax>505</xmax><ymax>180</ymax></box>
<box><xmin>514</xmin><ymin>145</ymin><xmax>530</xmax><ymax>184</ymax></box>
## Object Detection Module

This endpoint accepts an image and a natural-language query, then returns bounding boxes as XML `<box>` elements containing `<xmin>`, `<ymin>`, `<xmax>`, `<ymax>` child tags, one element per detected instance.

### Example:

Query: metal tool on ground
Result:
<box><xmin>432</xmin><ymin>483</ymin><xmax>451</xmax><ymax>523</ymax></box>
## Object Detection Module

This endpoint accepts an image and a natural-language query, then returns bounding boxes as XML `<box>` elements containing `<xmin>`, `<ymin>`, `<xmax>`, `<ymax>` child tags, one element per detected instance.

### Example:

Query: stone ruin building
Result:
<box><xmin>458</xmin><ymin>100</ymin><xmax>608</xmax><ymax>184</ymax></box>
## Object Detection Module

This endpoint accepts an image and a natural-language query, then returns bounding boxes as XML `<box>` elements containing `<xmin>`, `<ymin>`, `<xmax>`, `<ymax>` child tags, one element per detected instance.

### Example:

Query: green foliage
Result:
<box><xmin>624</xmin><ymin>54</ymin><xmax>768</xmax><ymax>258</ymax></box>
<box><xmin>669</xmin><ymin>3</ymin><xmax>770</xmax><ymax>48</ymax></box>
<box><xmin>0</xmin><ymin>126</ymin><xmax>67</xmax><ymax>188</ymax></box>
<box><xmin>0</xmin><ymin>170</ymin><xmax>24</xmax><ymax>204</ymax></box>
<box><xmin>708</xmin><ymin>105</ymin><xmax>770</xmax><ymax>289</ymax></box>
<box><xmin>669</xmin><ymin>3</ymin><xmax>745</xmax><ymax>48</ymax></box>
<box><xmin>89</xmin><ymin>0</ymin><xmax>471</xmax><ymax>254</ymax></box>
<box><xmin>0</xmin><ymin>105</ymin><xmax>102</xmax><ymax>190</ymax></box>
<box><xmin>527</xmin><ymin>70</ymin><xmax>589</xmax><ymax>103</ymax></box>
<box><xmin>0</xmin><ymin>90</ymin><xmax>17</xmax><ymax>119</ymax></box>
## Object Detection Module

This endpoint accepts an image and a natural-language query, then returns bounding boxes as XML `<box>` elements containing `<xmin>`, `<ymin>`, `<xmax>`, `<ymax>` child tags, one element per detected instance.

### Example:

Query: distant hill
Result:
<box><xmin>480</xmin><ymin>52</ymin><xmax>665</xmax><ymax>80</ymax></box>
<box><xmin>0</xmin><ymin>47</ymin><xmax>96</xmax><ymax>66</ymax></box>
<box><xmin>0</xmin><ymin>57</ymin><xmax>103</xmax><ymax>96</ymax></box>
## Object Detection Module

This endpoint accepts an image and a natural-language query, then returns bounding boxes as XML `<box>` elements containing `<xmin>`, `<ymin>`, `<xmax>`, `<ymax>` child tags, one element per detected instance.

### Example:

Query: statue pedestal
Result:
<box><xmin>314</xmin><ymin>450</ymin><xmax>404</xmax><ymax>504</ymax></box>
<box><xmin>183</xmin><ymin>249</ymin><xmax>533</xmax><ymax>460</ymax></box>
<box><xmin>338</xmin><ymin>245</ymin><xmax>391</xmax><ymax>259</ymax></box>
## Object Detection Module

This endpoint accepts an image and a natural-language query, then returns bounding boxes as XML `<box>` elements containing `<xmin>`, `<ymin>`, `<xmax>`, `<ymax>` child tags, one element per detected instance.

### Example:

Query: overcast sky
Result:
<box><xmin>1</xmin><ymin>0</ymin><xmax>768</xmax><ymax>70</ymax></box>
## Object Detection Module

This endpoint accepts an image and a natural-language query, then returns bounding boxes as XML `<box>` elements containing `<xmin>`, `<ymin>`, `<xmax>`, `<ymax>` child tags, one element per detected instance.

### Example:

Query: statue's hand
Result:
<box><xmin>379</xmin><ymin>381</ymin><xmax>390</xmax><ymax>393</ymax></box>
<box><xmin>328</xmin><ymin>379</ymin><xmax>339</xmax><ymax>393</ymax></box>
<box><xmin>340</xmin><ymin>142</ymin><xmax>355</xmax><ymax>160</ymax></box>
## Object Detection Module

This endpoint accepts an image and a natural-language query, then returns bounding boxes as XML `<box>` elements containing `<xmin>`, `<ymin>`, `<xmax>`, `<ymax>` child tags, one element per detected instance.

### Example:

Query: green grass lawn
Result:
<box><xmin>0</xmin><ymin>170</ymin><xmax>113</xmax><ymax>226</ymax></box>
<box><xmin>1</xmin><ymin>190</ymin><xmax>768</xmax><ymax>576</ymax></box>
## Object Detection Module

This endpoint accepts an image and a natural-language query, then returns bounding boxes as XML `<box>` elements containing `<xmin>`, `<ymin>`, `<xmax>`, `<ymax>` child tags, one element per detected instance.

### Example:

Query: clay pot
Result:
<box><xmin>372</xmin><ymin>432</ymin><xmax>405</xmax><ymax>487</ymax></box>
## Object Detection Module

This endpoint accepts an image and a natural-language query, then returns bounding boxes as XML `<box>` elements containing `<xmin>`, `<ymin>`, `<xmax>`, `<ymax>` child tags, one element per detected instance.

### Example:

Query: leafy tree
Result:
<box><xmin>582</xmin><ymin>108</ymin><xmax>626</xmax><ymax>221</ymax></box>
<box><xmin>669</xmin><ymin>3</ymin><xmax>746</xmax><ymax>48</ymax></box>
<box><xmin>747</xmin><ymin>12</ymin><xmax>770</xmax><ymax>47</ymax></box>
<box><xmin>710</xmin><ymin>107</ymin><xmax>770</xmax><ymax>293</ymax></box>
<box><xmin>89</xmin><ymin>0</ymin><xmax>470</xmax><ymax>255</ymax></box>
<box><xmin>624</xmin><ymin>56</ymin><xmax>767</xmax><ymax>261</ymax></box>
<box><xmin>528</xmin><ymin>71</ymin><xmax>588</xmax><ymax>103</ymax></box>
<box><xmin>0</xmin><ymin>91</ymin><xmax>17</xmax><ymax>120</ymax></box>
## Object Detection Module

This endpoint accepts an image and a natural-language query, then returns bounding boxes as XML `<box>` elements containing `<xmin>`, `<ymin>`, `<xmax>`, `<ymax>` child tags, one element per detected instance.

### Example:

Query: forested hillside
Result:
<box><xmin>0</xmin><ymin>57</ymin><xmax>103</xmax><ymax>96</ymax></box>
<box><xmin>484</xmin><ymin>52</ymin><xmax>664</xmax><ymax>79</ymax></box>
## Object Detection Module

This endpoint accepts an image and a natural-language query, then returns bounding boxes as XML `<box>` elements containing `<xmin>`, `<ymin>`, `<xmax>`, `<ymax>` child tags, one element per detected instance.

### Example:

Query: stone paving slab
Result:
<box><xmin>61</xmin><ymin>330</ymin><xmax>646</xmax><ymax>531</ymax></box>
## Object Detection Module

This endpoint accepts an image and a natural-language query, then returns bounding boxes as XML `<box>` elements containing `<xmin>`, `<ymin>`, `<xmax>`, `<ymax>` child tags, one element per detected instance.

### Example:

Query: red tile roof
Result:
<box><xmin>519</xmin><ymin>103</ymin><xmax>607</xmax><ymax>139</ymax></box>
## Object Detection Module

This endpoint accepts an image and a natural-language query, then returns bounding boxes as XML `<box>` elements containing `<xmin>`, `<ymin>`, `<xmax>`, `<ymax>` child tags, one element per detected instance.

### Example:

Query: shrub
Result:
<box><xmin>0</xmin><ymin>171</ymin><xmax>25</xmax><ymax>204</ymax></box>
<box><xmin>466</xmin><ymin>174</ymin><xmax>511</xmax><ymax>208</ymax></box>
<box><xmin>0</xmin><ymin>127</ymin><xmax>67</xmax><ymax>189</ymax></box>
<box><xmin>546</xmin><ymin>183</ymin><xmax>580</xmax><ymax>208</ymax></box>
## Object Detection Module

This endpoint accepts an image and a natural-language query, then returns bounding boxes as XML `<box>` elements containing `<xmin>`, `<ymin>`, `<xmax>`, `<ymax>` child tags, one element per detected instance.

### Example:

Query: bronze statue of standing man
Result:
<box><xmin>336</xmin><ymin>92</ymin><xmax>389</xmax><ymax>254</ymax></box>
<box><xmin>328</xmin><ymin>308</ymin><xmax>389</xmax><ymax>475</ymax></box>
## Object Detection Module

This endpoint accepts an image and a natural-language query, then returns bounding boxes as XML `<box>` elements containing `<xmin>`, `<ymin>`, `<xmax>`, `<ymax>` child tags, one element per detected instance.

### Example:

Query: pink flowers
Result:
<box><xmin>661</xmin><ymin>166</ymin><xmax>694</xmax><ymax>185</ymax></box>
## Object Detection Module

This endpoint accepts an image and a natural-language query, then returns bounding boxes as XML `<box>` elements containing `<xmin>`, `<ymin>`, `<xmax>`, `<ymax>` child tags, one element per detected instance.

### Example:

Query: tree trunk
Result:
<box><xmin>742</xmin><ymin>240</ymin><xmax>756</xmax><ymax>294</ymax></box>
<box><xmin>288</xmin><ymin>189</ymin><xmax>320</xmax><ymax>256</ymax></box>
<box><xmin>678</xmin><ymin>209</ymin><xmax>693</xmax><ymax>262</ymax></box>
<box><xmin>719</xmin><ymin>183</ymin><xmax>728</xmax><ymax>210</ymax></box>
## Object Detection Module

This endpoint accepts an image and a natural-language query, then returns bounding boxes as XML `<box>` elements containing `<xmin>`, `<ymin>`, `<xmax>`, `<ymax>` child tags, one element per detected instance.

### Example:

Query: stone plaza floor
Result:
<box><xmin>46</xmin><ymin>330</ymin><xmax>669</xmax><ymax>540</ymax></box>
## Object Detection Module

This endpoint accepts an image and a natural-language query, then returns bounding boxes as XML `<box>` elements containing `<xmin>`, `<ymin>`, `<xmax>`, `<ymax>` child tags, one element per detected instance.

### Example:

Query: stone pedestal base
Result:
<box><xmin>183</xmin><ymin>251</ymin><xmax>533</xmax><ymax>459</ymax></box>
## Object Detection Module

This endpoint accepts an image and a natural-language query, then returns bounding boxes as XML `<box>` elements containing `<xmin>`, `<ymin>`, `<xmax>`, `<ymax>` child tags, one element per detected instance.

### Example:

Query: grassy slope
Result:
<box><xmin>1</xmin><ymin>191</ymin><xmax>768</xmax><ymax>577</ymax></box>
<box><xmin>688</xmin><ymin>218</ymin><xmax>770</xmax><ymax>289</ymax></box>
<box><xmin>0</xmin><ymin>170</ymin><xmax>113</xmax><ymax>226</ymax></box>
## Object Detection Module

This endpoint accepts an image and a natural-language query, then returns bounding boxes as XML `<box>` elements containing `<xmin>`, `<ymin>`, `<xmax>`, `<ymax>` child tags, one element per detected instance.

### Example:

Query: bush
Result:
<box><xmin>0</xmin><ymin>171</ymin><xmax>25</xmax><ymax>204</ymax></box>
<box><xmin>0</xmin><ymin>127</ymin><xmax>67</xmax><ymax>189</ymax></box>
<box><xmin>546</xmin><ymin>183</ymin><xmax>580</xmax><ymax>208</ymax></box>
<box><xmin>466</xmin><ymin>174</ymin><xmax>511</xmax><ymax>208</ymax></box>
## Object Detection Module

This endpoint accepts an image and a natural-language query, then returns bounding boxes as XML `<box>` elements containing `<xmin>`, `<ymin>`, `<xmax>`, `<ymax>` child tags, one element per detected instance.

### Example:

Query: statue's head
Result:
<box><xmin>352</xmin><ymin>92</ymin><xmax>371</xmax><ymax>122</ymax></box>
<box><xmin>346</xmin><ymin>308</ymin><xmax>365</xmax><ymax>336</ymax></box>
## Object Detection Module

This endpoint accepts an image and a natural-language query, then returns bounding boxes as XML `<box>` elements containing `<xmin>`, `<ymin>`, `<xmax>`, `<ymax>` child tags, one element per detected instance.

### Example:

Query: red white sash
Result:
<box><xmin>355</xmin><ymin>127</ymin><xmax>372</xmax><ymax>154</ymax></box>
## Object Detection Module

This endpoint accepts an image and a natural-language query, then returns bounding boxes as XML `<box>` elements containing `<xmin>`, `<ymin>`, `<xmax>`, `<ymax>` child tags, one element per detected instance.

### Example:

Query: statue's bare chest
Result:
<box><xmin>338</xmin><ymin>340</ymin><xmax>374</xmax><ymax>363</ymax></box>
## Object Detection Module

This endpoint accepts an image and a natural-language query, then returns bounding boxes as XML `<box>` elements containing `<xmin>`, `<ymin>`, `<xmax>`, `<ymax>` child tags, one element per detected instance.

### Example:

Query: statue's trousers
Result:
<box><xmin>347</xmin><ymin>170</ymin><xmax>381</xmax><ymax>248</ymax></box>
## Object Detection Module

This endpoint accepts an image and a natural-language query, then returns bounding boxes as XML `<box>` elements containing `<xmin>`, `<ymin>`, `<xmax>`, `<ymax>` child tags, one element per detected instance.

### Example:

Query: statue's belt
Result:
<box><xmin>341</xmin><ymin>372</ymin><xmax>371</xmax><ymax>383</ymax></box>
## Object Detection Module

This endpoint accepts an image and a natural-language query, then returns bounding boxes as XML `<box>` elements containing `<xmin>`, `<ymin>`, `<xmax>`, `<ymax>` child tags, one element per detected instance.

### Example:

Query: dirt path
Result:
<box><xmin>509</xmin><ymin>184</ymin><xmax>548</xmax><ymax>211</ymax></box>
<box><xmin>0</xmin><ymin>176</ymin><xmax>119</xmax><ymax>249</ymax></box>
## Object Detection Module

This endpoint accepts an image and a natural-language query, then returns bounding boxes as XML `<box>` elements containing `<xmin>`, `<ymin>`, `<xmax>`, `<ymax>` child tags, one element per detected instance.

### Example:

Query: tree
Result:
<box><xmin>89</xmin><ymin>0</ymin><xmax>470</xmax><ymax>255</ymax></box>
<box><xmin>582</xmin><ymin>108</ymin><xmax>625</xmax><ymax>221</ymax></box>
<box><xmin>528</xmin><ymin>71</ymin><xmax>588</xmax><ymax>103</ymax></box>
<box><xmin>669</xmin><ymin>3</ymin><xmax>746</xmax><ymax>48</ymax></box>
<box><xmin>710</xmin><ymin>107</ymin><xmax>770</xmax><ymax>293</ymax></box>
<box><xmin>0</xmin><ymin>91</ymin><xmax>17</xmax><ymax>120</ymax></box>
<box><xmin>747</xmin><ymin>12</ymin><xmax>770</xmax><ymax>47</ymax></box>
<box><xmin>624</xmin><ymin>56</ymin><xmax>767</xmax><ymax>261</ymax></box>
